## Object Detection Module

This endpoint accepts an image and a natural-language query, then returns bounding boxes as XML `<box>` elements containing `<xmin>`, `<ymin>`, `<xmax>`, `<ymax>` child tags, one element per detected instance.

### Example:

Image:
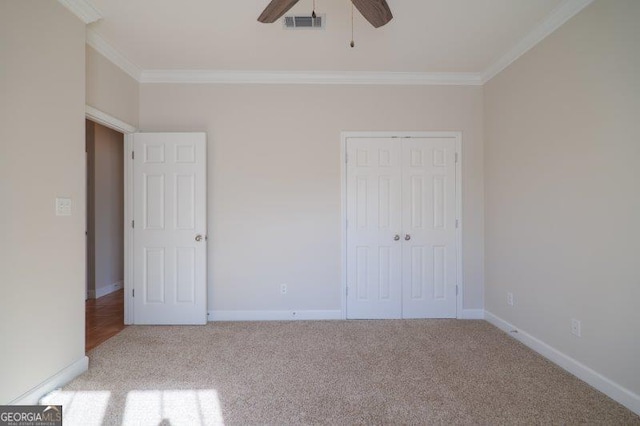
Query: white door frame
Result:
<box><xmin>340</xmin><ymin>131</ymin><xmax>463</xmax><ymax>320</ymax></box>
<box><xmin>85</xmin><ymin>105</ymin><xmax>136</xmax><ymax>324</ymax></box>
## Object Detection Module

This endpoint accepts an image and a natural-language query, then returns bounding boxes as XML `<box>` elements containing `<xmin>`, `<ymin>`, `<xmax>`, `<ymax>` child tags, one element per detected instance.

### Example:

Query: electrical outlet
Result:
<box><xmin>280</xmin><ymin>284</ymin><xmax>287</xmax><ymax>295</ymax></box>
<box><xmin>507</xmin><ymin>292</ymin><xmax>514</xmax><ymax>306</ymax></box>
<box><xmin>571</xmin><ymin>319</ymin><xmax>581</xmax><ymax>337</ymax></box>
<box><xmin>55</xmin><ymin>197</ymin><xmax>72</xmax><ymax>216</ymax></box>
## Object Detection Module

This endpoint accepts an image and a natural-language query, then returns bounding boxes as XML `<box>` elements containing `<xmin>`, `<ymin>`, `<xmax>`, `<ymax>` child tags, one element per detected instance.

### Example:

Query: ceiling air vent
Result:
<box><xmin>284</xmin><ymin>14</ymin><xmax>325</xmax><ymax>30</ymax></box>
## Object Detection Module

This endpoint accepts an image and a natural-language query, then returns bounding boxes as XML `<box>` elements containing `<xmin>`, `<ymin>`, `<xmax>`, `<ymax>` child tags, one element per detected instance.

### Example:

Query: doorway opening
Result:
<box><xmin>85</xmin><ymin>119</ymin><xmax>126</xmax><ymax>351</ymax></box>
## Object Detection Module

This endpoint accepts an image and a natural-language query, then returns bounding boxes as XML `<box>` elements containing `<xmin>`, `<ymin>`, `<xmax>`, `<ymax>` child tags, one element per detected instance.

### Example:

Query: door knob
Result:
<box><xmin>405</xmin><ymin>234</ymin><xmax>411</xmax><ymax>241</ymax></box>
<box><xmin>195</xmin><ymin>235</ymin><xmax>203</xmax><ymax>242</ymax></box>
<box><xmin>394</xmin><ymin>234</ymin><xmax>400</xmax><ymax>241</ymax></box>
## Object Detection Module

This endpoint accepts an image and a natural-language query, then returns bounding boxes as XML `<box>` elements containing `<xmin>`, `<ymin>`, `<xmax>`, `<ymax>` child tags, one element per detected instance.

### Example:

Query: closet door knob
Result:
<box><xmin>405</xmin><ymin>234</ymin><xmax>411</xmax><ymax>241</ymax></box>
<box><xmin>393</xmin><ymin>234</ymin><xmax>400</xmax><ymax>241</ymax></box>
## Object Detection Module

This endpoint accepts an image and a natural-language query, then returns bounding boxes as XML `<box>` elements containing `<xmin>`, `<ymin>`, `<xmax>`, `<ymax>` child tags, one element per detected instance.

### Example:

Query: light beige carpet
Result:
<box><xmin>45</xmin><ymin>320</ymin><xmax>639</xmax><ymax>425</ymax></box>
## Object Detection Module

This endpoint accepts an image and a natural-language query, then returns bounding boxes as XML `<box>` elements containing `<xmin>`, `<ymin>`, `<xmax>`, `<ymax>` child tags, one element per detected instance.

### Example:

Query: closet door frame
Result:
<box><xmin>340</xmin><ymin>131</ymin><xmax>462</xmax><ymax>320</ymax></box>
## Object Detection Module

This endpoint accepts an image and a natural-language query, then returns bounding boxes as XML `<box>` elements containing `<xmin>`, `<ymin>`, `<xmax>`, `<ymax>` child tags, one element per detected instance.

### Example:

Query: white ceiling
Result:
<box><xmin>85</xmin><ymin>0</ymin><xmax>567</xmax><ymax>75</ymax></box>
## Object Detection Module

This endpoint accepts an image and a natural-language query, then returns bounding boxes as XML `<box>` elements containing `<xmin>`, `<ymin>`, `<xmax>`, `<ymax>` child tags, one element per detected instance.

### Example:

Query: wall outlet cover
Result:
<box><xmin>55</xmin><ymin>197</ymin><xmax>72</xmax><ymax>216</ymax></box>
<box><xmin>571</xmin><ymin>319</ymin><xmax>581</xmax><ymax>337</ymax></box>
<box><xmin>507</xmin><ymin>292</ymin><xmax>514</xmax><ymax>306</ymax></box>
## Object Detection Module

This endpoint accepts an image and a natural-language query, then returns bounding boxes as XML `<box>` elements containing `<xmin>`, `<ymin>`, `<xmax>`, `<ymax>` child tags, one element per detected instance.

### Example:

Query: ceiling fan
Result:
<box><xmin>258</xmin><ymin>0</ymin><xmax>393</xmax><ymax>29</ymax></box>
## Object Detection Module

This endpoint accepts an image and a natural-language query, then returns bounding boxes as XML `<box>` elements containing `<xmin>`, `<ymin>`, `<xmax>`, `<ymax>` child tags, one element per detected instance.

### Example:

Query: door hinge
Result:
<box><xmin>132</xmin><ymin>289</ymin><xmax>135</xmax><ymax>297</ymax></box>
<box><xmin>456</xmin><ymin>285</ymin><xmax>458</xmax><ymax>296</ymax></box>
<box><xmin>455</xmin><ymin>152</ymin><xmax>459</xmax><ymax>163</ymax></box>
<box><xmin>132</xmin><ymin>151</ymin><xmax>135</xmax><ymax>160</ymax></box>
<box><xmin>346</xmin><ymin>286</ymin><xmax>349</xmax><ymax>296</ymax></box>
<box><xmin>455</xmin><ymin>219</ymin><xmax>459</xmax><ymax>228</ymax></box>
<box><xmin>131</xmin><ymin>220</ymin><xmax>135</xmax><ymax>228</ymax></box>
<box><xmin>345</xmin><ymin>153</ymin><xmax>348</xmax><ymax>164</ymax></box>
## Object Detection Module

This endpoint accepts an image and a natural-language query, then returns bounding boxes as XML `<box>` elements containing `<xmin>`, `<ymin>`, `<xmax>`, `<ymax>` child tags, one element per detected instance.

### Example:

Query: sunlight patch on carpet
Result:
<box><xmin>40</xmin><ymin>390</ymin><xmax>111</xmax><ymax>426</ymax></box>
<box><xmin>122</xmin><ymin>389</ymin><xmax>224</xmax><ymax>426</ymax></box>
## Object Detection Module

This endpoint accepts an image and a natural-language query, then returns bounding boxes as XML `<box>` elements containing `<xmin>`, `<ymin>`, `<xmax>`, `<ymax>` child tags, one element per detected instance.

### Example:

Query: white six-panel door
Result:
<box><xmin>346</xmin><ymin>138</ymin><xmax>403</xmax><ymax>319</ymax></box>
<box><xmin>346</xmin><ymin>136</ymin><xmax>458</xmax><ymax>319</ymax></box>
<box><xmin>133</xmin><ymin>133</ymin><xmax>207</xmax><ymax>325</ymax></box>
<box><xmin>401</xmin><ymin>138</ymin><xmax>457</xmax><ymax>318</ymax></box>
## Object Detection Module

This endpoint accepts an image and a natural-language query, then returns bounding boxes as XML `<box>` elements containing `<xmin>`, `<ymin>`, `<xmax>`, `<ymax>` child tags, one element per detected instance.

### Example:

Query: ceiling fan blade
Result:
<box><xmin>258</xmin><ymin>0</ymin><xmax>301</xmax><ymax>23</ymax></box>
<box><xmin>351</xmin><ymin>0</ymin><xmax>393</xmax><ymax>28</ymax></box>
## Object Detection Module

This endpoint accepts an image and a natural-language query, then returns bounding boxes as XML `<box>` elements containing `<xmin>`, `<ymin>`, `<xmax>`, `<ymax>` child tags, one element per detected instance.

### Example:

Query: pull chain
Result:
<box><xmin>350</xmin><ymin>2</ymin><xmax>355</xmax><ymax>48</ymax></box>
<box><xmin>312</xmin><ymin>0</ymin><xmax>316</xmax><ymax>19</ymax></box>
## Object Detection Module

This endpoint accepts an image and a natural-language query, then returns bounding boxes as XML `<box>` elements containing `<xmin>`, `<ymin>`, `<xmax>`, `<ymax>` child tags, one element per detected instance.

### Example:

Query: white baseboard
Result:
<box><xmin>485</xmin><ymin>311</ymin><xmax>640</xmax><ymax>415</ymax></box>
<box><xmin>89</xmin><ymin>280</ymin><xmax>123</xmax><ymax>299</ymax></box>
<box><xmin>209</xmin><ymin>310</ymin><xmax>342</xmax><ymax>321</ymax></box>
<box><xmin>211</xmin><ymin>310</ymin><xmax>487</xmax><ymax>321</ymax></box>
<box><xmin>460</xmin><ymin>309</ymin><xmax>485</xmax><ymax>320</ymax></box>
<box><xmin>211</xmin><ymin>309</ymin><xmax>485</xmax><ymax>321</ymax></box>
<box><xmin>9</xmin><ymin>356</ymin><xmax>89</xmax><ymax>405</ymax></box>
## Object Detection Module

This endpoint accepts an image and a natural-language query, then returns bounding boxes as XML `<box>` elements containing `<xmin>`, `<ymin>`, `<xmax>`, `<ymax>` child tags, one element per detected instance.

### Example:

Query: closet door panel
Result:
<box><xmin>401</xmin><ymin>138</ymin><xmax>457</xmax><ymax>318</ymax></box>
<box><xmin>346</xmin><ymin>138</ymin><xmax>403</xmax><ymax>319</ymax></box>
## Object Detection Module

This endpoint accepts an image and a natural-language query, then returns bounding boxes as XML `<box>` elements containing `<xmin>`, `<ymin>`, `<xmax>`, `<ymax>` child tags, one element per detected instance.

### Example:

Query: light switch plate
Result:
<box><xmin>55</xmin><ymin>197</ymin><xmax>72</xmax><ymax>216</ymax></box>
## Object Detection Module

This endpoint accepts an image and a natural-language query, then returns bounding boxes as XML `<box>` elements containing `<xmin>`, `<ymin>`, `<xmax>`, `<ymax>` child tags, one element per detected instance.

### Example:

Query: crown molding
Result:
<box><xmin>86</xmin><ymin>28</ymin><xmax>142</xmax><ymax>81</ymax></box>
<box><xmin>481</xmin><ymin>0</ymin><xmax>595</xmax><ymax>84</ymax></box>
<box><xmin>139</xmin><ymin>70</ymin><xmax>483</xmax><ymax>86</ymax></box>
<box><xmin>57</xmin><ymin>0</ymin><xmax>102</xmax><ymax>24</ymax></box>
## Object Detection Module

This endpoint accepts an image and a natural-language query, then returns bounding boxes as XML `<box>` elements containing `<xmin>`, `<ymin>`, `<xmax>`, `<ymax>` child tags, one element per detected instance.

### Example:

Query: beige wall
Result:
<box><xmin>139</xmin><ymin>84</ymin><xmax>485</xmax><ymax>313</ymax></box>
<box><xmin>0</xmin><ymin>1</ymin><xmax>86</xmax><ymax>403</ymax></box>
<box><xmin>86</xmin><ymin>121</ymin><xmax>124</xmax><ymax>297</ymax></box>
<box><xmin>86</xmin><ymin>45</ymin><xmax>139</xmax><ymax>128</ymax></box>
<box><xmin>484</xmin><ymin>0</ymin><xmax>640</xmax><ymax>395</ymax></box>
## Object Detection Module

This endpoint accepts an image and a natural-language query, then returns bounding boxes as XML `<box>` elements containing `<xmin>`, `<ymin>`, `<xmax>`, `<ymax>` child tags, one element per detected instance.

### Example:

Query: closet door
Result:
<box><xmin>346</xmin><ymin>138</ymin><xmax>403</xmax><ymax>319</ymax></box>
<box><xmin>401</xmin><ymin>138</ymin><xmax>457</xmax><ymax>318</ymax></box>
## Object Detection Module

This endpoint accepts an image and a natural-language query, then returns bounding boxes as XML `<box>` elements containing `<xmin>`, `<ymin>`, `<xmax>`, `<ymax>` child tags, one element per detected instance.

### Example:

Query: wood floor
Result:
<box><xmin>86</xmin><ymin>289</ymin><xmax>126</xmax><ymax>352</ymax></box>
